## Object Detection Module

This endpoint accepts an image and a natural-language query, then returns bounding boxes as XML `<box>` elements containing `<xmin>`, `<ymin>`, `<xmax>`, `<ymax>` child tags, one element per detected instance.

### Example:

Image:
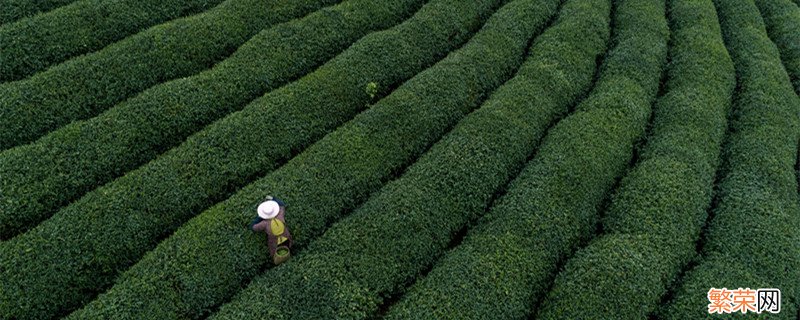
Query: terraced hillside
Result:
<box><xmin>1</xmin><ymin>0</ymin><xmax>798</xmax><ymax>319</ymax></box>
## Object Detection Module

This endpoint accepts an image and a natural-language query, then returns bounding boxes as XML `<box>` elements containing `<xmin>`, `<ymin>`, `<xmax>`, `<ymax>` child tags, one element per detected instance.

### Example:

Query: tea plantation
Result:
<box><xmin>1</xmin><ymin>0</ymin><xmax>798</xmax><ymax>319</ymax></box>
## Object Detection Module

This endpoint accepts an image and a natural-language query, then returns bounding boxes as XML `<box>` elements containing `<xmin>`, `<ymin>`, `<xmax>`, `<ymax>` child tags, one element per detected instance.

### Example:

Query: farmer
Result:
<box><xmin>250</xmin><ymin>196</ymin><xmax>293</xmax><ymax>265</ymax></box>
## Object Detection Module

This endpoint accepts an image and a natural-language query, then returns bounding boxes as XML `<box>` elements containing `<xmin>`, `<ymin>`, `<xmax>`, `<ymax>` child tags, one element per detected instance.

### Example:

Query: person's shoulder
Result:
<box><xmin>250</xmin><ymin>216</ymin><xmax>265</xmax><ymax>227</ymax></box>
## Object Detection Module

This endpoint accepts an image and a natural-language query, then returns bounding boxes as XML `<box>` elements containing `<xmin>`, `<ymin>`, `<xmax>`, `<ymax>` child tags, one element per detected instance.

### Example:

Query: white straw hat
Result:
<box><xmin>257</xmin><ymin>200</ymin><xmax>280</xmax><ymax>219</ymax></box>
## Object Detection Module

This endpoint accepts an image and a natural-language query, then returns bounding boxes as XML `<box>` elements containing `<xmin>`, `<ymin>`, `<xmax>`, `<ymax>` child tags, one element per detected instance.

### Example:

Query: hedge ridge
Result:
<box><xmin>755</xmin><ymin>0</ymin><xmax>800</xmax><ymax>94</ymax></box>
<box><xmin>67</xmin><ymin>0</ymin><xmax>565</xmax><ymax>317</ymax></box>
<box><xmin>385</xmin><ymin>1</ymin><xmax>668</xmax><ymax>319</ymax></box>
<box><xmin>659</xmin><ymin>0</ymin><xmax>800</xmax><ymax>318</ymax></box>
<box><xmin>0</xmin><ymin>0</ymin><xmax>78</xmax><ymax>25</ymax></box>
<box><xmin>206</xmin><ymin>0</ymin><xmax>613</xmax><ymax>318</ymax></box>
<box><xmin>0</xmin><ymin>0</ymin><xmax>340</xmax><ymax>150</ymax></box>
<box><xmin>533</xmin><ymin>0</ymin><xmax>736</xmax><ymax>318</ymax></box>
<box><xmin>0</xmin><ymin>0</ymin><xmax>226</xmax><ymax>82</ymax></box>
<box><xmin>0</xmin><ymin>0</ymin><xmax>428</xmax><ymax>241</ymax></box>
<box><xmin>0</xmin><ymin>0</ymin><xmax>504</xmax><ymax>318</ymax></box>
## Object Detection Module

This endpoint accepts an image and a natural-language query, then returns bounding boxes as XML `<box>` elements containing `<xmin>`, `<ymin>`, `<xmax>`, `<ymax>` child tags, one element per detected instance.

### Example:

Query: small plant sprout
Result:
<box><xmin>366</xmin><ymin>81</ymin><xmax>379</xmax><ymax>100</ymax></box>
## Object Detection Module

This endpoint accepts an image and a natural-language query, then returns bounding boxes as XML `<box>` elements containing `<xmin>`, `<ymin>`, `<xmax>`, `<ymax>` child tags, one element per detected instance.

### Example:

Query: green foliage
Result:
<box><xmin>535</xmin><ymin>0</ymin><xmax>736</xmax><ymax>318</ymax></box>
<box><xmin>365</xmin><ymin>81</ymin><xmax>379</xmax><ymax>100</ymax></box>
<box><xmin>66</xmin><ymin>1</ymin><xmax>562</xmax><ymax>317</ymax></box>
<box><xmin>0</xmin><ymin>0</ymin><xmax>501</xmax><ymax>318</ymax></box>
<box><xmin>660</xmin><ymin>0</ymin><xmax>800</xmax><ymax>318</ymax></box>
<box><xmin>387</xmin><ymin>1</ymin><xmax>668</xmax><ymax>319</ymax></box>
<box><xmin>0</xmin><ymin>0</ymin><xmax>225</xmax><ymax>82</ymax></box>
<box><xmin>0</xmin><ymin>0</ymin><xmax>424</xmax><ymax>240</ymax></box>
<box><xmin>0</xmin><ymin>0</ymin><xmax>340</xmax><ymax>150</ymax></box>
<box><xmin>0</xmin><ymin>0</ymin><xmax>77</xmax><ymax>25</ymax></box>
<box><xmin>205</xmin><ymin>0</ymin><xmax>613</xmax><ymax>318</ymax></box>
<box><xmin>1</xmin><ymin>0</ymin><xmax>796</xmax><ymax>317</ymax></box>
<box><xmin>755</xmin><ymin>0</ymin><xmax>800</xmax><ymax>94</ymax></box>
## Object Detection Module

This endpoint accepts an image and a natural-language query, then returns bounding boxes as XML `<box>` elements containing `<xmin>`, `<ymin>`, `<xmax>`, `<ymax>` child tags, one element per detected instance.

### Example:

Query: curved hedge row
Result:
<box><xmin>533</xmin><ymin>0</ymin><xmax>736</xmax><ymax>318</ymax></box>
<box><xmin>0</xmin><ymin>0</ymin><xmax>340</xmax><ymax>150</ymax></box>
<box><xmin>385</xmin><ymin>1</ymin><xmax>668</xmax><ymax>319</ymax></box>
<box><xmin>660</xmin><ymin>0</ymin><xmax>800</xmax><ymax>318</ymax></box>
<box><xmin>0</xmin><ymin>0</ymin><xmax>424</xmax><ymax>240</ymax></box>
<box><xmin>0</xmin><ymin>0</ymin><xmax>226</xmax><ymax>82</ymax></box>
<box><xmin>755</xmin><ymin>0</ymin><xmax>800</xmax><ymax>94</ymax></box>
<box><xmin>207</xmin><ymin>0</ymin><xmax>612</xmax><ymax>318</ymax></box>
<box><xmin>0</xmin><ymin>0</ymin><xmax>502</xmax><ymax>318</ymax></box>
<box><xmin>0</xmin><ymin>0</ymin><xmax>77</xmax><ymax>25</ymax></box>
<box><xmin>67</xmin><ymin>0</ymin><xmax>563</xmax><ymax>317</ymax></box>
